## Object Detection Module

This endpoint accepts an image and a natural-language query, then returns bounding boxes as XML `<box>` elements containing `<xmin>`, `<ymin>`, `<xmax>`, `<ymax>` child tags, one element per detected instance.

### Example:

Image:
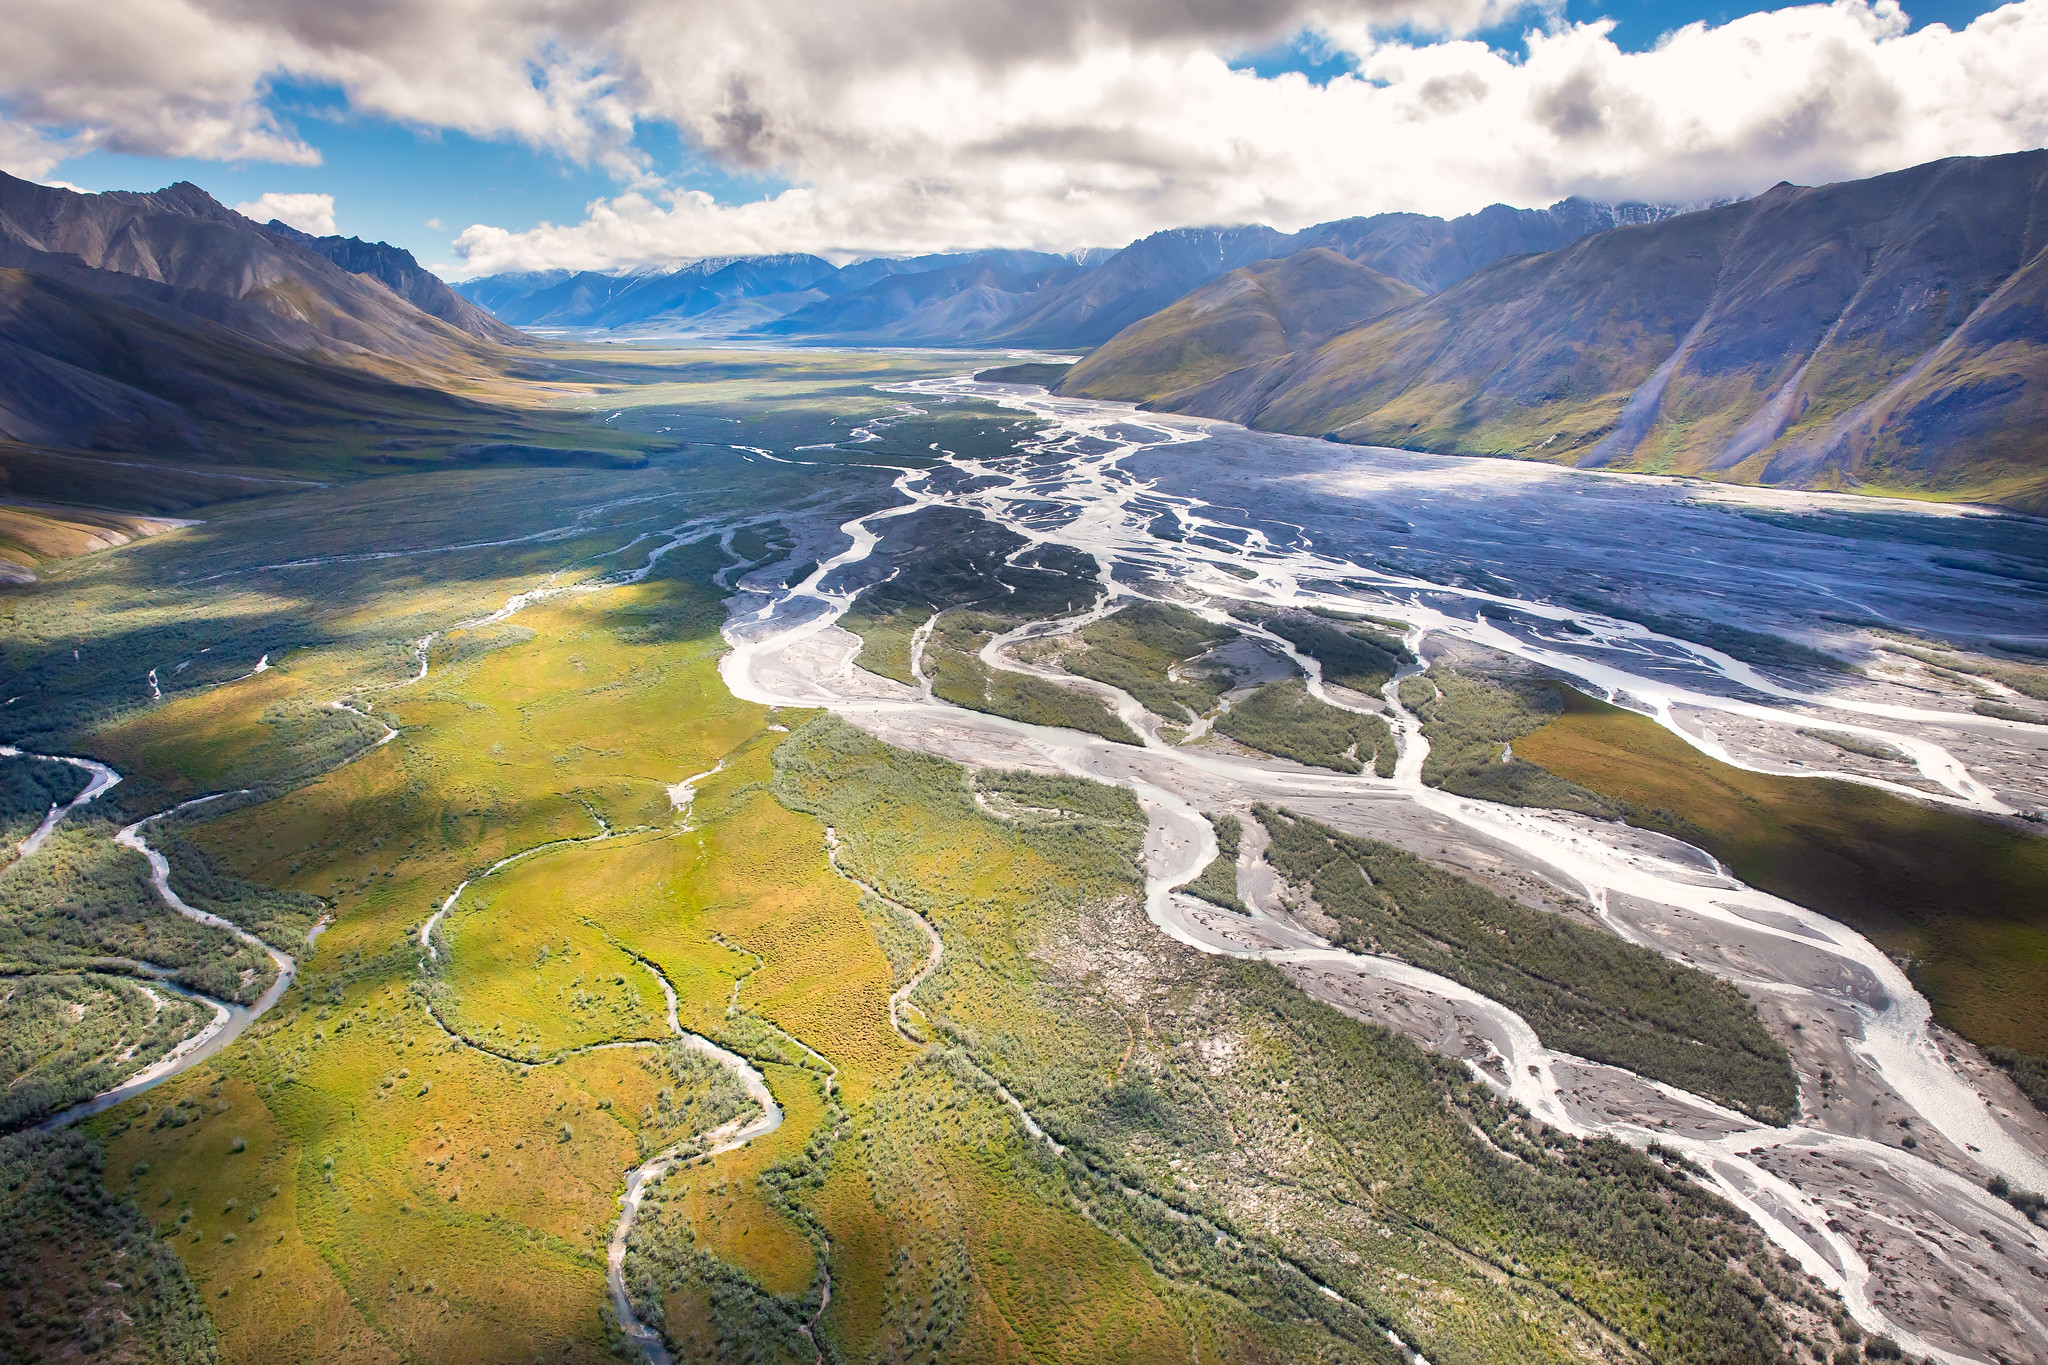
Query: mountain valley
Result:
<box><xmin>0</xmin><ymin>159</ymin><xmax>2044</xmax><ymax>1365</ymax></box>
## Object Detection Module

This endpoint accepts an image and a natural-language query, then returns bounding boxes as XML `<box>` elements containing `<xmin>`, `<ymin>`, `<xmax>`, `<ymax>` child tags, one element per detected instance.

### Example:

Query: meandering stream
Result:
<box><xmin>9</xmin><ymin>364</ymin><xmax>2045</xmax><ymax>1362</ymax></box>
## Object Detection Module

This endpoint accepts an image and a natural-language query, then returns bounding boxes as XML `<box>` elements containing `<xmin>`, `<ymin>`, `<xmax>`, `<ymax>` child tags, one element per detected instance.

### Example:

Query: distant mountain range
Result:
<box><xmin>454</xmin><ymin>198</ymin><xmax>1689</xmax><ymax>350</ymax></box>
<box><xmin>1061</xmin><ymin>151</ymin><xmax>2048</xmax><ymax>512</ymax></box>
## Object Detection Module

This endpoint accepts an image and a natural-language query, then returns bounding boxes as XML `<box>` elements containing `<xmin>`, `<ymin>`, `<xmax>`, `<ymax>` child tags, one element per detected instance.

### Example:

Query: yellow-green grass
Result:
<box><xmin>661</xmin><ymin>1062</ymin><xmax>827</xmax><ymax>1297</ymax></box>
<box><xmin>1516</xmin><ymin>688</ymin><xmax>2048</xmax><ymax>1054</ymax></box>
<box><xmin>682</xmin><ymin>741</ymin><xmax>908</xmax><ymax>1099</ymax></box>
<box><xmin>77</xmin><ymin>540</ymin><xmax>896</xmax><ymax>1361</ymax></box>
<box><xmin>100</xmin><ymin>1050</ymin><xmax>653</xmax><ymax>1364</ymax></box>
<box><xmin>946</xmin><ymin>1152</ymin><xmax>1198</xmax><ymax>1362</ymax></box>
<box><xmin>807</xmin><ymin>1063</ymin><xmax>1216</xmax><ymax>1365</ymax></box>
<box><xmin>439</xmin><ymin>845</ymin><xmax>678</xmax><ymax>1056</ymax></box>
<box><xmin>92</xmin><ymin>668</ymin><xmax>340</xmax><ymax>795</ymax></box>
<box><xmin>841</xmin><ymin>605</ymin><xmax>926</xmax><ymax>684</ymax></box>
<box><xmin>434</xmin><ymin>739</ymin><xmax>908</xmax><ymax>1090</ymax></box>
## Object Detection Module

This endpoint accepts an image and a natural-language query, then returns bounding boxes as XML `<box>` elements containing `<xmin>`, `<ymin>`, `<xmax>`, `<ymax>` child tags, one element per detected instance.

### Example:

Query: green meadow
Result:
<box><xmin>0</xmin><ymin>348</ymin><xmax>1858</xmax><ymax>1364</ymax></box>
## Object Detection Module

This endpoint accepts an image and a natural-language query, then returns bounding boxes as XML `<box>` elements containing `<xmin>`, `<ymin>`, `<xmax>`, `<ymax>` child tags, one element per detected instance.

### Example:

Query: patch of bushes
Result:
<box><xmin>1260</xmin><ymin>614</ymin><xmax>1413</xmax><ymax>695</ymax></box>
<box><xmin>1064</xmin><ymin>601</ymin><xmax>1236</xmax><ymax>722</ymax></box>
<box><xmin>0</xmin><ymin>1130</ymin><xmax>218</xmax><ymax>1364</ymax></box>
<box><xmin>1404</xmin><ymin>670</ymin><xmax>1617</xmax><ymax>815</ymax></box>
<box><xmin>1253</xmin><ymin>804</ymin><xmax>1798</xmax><ymax>1122</ymax></box>
<box><xmin>925</xmin><ymin>613</ymin><xmax>1140</xmax><ymax>746</ymax></box>
<box><xmin>1215</xmin><ymin>680</ymin><xmax>1393</xmax><ymax>775</ymax></box>
<box><xmin>1184</xmin><ymin>814</ymin><xmax>1245</xmax><ymax>911</ymax></box>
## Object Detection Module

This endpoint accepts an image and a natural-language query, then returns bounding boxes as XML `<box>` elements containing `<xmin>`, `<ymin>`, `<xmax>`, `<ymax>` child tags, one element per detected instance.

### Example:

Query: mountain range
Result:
<box><xmin>6</xmin><ymin>150</ymin><xmax>2044</xmax><ymax>516</ymax></box>
<box><xmin>0</xmin><ymin>171</ymin><xmax>594</xmax><ymax>516</ymax></box>
<box><xmin>454</xmin><ymin>198</ymin><xmax>1689</xmax><ymax>350</ymax></box>
<box><xmin>1060</xmin><ymin>151</ymin><xmax>2048</xmax><ymax>512</ymax></box>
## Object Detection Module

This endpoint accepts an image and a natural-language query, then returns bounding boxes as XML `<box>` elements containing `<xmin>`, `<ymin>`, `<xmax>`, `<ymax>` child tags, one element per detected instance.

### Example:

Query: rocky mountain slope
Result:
<box><xmin>260</xmin><ymin>221</ymin><xmax>521</xmax><ymax>344</ymax></box>
<box><xmin>0</xmin><ymin>174</ymin><xmax>608</xmax><ymax>509</ymax></box>
<box><xmin>1061</xmin><ymin>151</ymin><xmax>2048</xmax><ymax>511</ymax></box>
<box><xmin>0</xmin><ymin>173</ymin><xmax>514</xmax><ymax>366</ymax></box>
<box><xmin>0</xmin><ymin>263</ymin><xmax>496</xmax><ymax>465</ymax></box>
<box><xmin>1059</xmin><ymin>249</ymin><xmax>1423</xmax><ymax>415</ymax></box>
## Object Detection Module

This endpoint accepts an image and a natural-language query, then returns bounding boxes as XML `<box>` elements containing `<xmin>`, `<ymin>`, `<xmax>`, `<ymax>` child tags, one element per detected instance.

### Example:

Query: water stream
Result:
<box><xmin>714</xmin><ymin>376</ymin><xmax>2048</xmax><ymax>1363</ymax></box>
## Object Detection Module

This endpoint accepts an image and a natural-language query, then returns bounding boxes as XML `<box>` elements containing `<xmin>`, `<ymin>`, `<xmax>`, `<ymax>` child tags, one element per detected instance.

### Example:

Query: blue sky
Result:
<box><xmin>22</xmin><ymin>0</ymin><xmax>2030</xmax><ymax>273</ymax></box>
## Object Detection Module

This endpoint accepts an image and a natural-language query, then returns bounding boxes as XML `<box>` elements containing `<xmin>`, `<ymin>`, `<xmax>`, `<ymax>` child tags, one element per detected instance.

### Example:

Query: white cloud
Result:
<box><xmin>425</xmin><ymin>217</ymin><xmax>443</xmax><ymax>229</ymax></box>
<box><xmin>5</xmin><ymin>0</ymin><xmax>2047</xmax><ymax>272</ymax></box>
<box><xmin>234</xmin><ymin>191</ymin><xmax>336</xmax><ymax>235</ymax></box>
<box><xmin>449</xmin><ymin>1</ymin><xmax>2048</xmax><ymax>273</ymax></box>
<box><xmin>0</xmin><ymin>118</ymin><xmax>75</xmax><ymax>180</ymax></box>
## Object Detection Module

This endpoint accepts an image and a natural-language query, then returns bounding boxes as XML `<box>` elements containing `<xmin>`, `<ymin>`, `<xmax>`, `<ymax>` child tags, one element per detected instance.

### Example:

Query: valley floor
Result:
<box><xmin>2</xmin><ymin>346</ymin><xmax>2045</xmax><ymax>1365</ymax></box>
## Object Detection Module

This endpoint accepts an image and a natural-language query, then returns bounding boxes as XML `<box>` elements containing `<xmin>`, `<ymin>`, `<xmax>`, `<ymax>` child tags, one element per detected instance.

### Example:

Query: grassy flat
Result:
<box><xmin>67</xmin><ymin>467</ymin><xmax>894</xmax><ymax>1362</ymax></box>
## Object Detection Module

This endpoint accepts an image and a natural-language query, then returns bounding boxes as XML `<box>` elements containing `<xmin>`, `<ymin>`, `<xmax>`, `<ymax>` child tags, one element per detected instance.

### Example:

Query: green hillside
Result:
<box><xmin>1061</xmin><ymin>248</ymin><xmax>1423</xmax><ymax>418</ymax></box>
<box><xmin>1061</xmin><ymin>151</ymin><xmax>2048</xmax><ymax>511</ymax></box>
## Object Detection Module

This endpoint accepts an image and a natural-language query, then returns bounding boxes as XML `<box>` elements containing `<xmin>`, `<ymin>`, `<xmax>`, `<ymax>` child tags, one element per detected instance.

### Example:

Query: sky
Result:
<box><xmin>3</xmin><ymin>0</ymin><xmax>2041</xmax><ymax>278</ymax></box>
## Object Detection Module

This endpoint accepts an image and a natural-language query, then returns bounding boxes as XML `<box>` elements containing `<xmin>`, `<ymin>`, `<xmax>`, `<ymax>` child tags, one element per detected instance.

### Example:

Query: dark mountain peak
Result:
<box><xmin>0</xmin><ymin>170</ymin><xmax>517</xmax><ymax>360</ymax></box>
<box><xmin>156</xmin><ymin>180</ymin><xmax>237</xmax><ymax>219</ymax></box>
<box><xmin>260</xmin><ymin>225</ymin><xmax>522</xmax><ymax>344</ymax></box>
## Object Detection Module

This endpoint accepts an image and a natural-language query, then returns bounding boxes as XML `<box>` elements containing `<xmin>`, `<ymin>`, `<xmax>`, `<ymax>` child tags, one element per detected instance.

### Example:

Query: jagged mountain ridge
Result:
<box><xmin>474</xmin><ymin>253</ymin><xmax>845</xmax><ymax>329</ymax></box>
<box><xmin>0</xmin><ymin>172</ymin><xmax>560</xmax><ymax>491</ymax></box>
<box><xmin>453</xmin><ymin>197</ymin><xmax>1683</xmax><ymax>350</ymax></box>
<box><xmin>0</xmin><ymin>173</ymin><xmax>513</xmax><ymax>366</ymax></box>
<box><xmin>750</xmin><ymin>250</ymin><xmax>1085</xmax><ymax>339</ymax></box>
<box><xmin>1059</xmin><ymin>151</ymin><xmax>2048</xmax><ymax>511</ymax></box>
<box><xmin>260</xmin><ymin>220</ymin><xmax>523</xmax><ymax>344</ymax></box>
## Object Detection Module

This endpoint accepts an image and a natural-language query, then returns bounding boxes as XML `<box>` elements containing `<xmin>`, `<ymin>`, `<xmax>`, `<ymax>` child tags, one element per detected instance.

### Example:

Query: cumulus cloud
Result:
<box><xmin>0</xmin><ymin>0</ymin><xmax>1475</xmax><ymax>174</ymax></box>
<box><xmin>450</xmin><ymin>1</ymin><xmax>2048</xmax><ymax>272</ymax></box>
<box><xmin>234</xmin><ymin>190</ymin><xmax>336</xmax><ymax>234</ymax></box>
<box><xmin>4</xmin><ymin>0</ymin><xmax>2046</xmax><ymax>272</ymax></box>
<box><xmin>0</xmin><ymin>118</ymin><xmax>76</xmax><ymax>181</ymax></box>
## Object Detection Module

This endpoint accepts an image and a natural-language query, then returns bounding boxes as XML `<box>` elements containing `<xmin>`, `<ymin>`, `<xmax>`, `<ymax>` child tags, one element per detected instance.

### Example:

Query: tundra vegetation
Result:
<box><xmin>1061</xmin><ymin>599</ymin><xmax>1237</xmax><ymax>721</ymax></box>
<box><xmin>1399</xmin><ymin>668</ymin><xmax>1620</xmax><ymax>816</ymax></box>
<box><xmin>1404</xmin><ymin>665</ymin><xmax>2048</xmax><ymax>1093</ymax></box>
<box><xmin>0</xmin><ymin>819</ymin><xmax>279</xmax><ymax>1004</ymax></box>
<box><xmin>922</xmin><ymin>610</ymin><xmax>1143</xmax><ymax>745</ymax></box>
<box><xmin>0</xmin><ymin>1129</ymin><xmax>219</xmax><ymax>1363</ymax></box>
<box><xmin>0</xmin><ymin>352</ymin><xmax>1862</xmax><ymax>1363</ymax></box>
<box><xmin>1215</xmin><ymin>678</ymin><xmax>1396</xmax><ymax>774</ymax></box>
<box><xmin>1507</xmin><ymin>686</ymin><xmax>2048</xmax><ymax>1109</ymax></box>
<box><xmin>766</xmin><ymin>718</ymin><xmax>1845</xmax><ymax>1364</ymax></box>
<box><xmin>1252</xmin><ymin>804</ymin><xmax>1798</xmax><ymax>1122</ymax></box>
<box><xmin>1251</xmin><ymin>609</ymin><xmax>1414</xmax><ymax>695</ymax></box>
<box><xmin>0</xmin><ymin>750</ymin><xmax>90</xmax><ymax>849</ymax></box>
<box><xmin>0</xmin><ymin>972</ymin><xmax>207</xmax><ymax>1130</ymax></box>
<box><xmin>1184</xmin><ymin>812</ymin><xmax>1246</xmax><ymax>910</ymax></box>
